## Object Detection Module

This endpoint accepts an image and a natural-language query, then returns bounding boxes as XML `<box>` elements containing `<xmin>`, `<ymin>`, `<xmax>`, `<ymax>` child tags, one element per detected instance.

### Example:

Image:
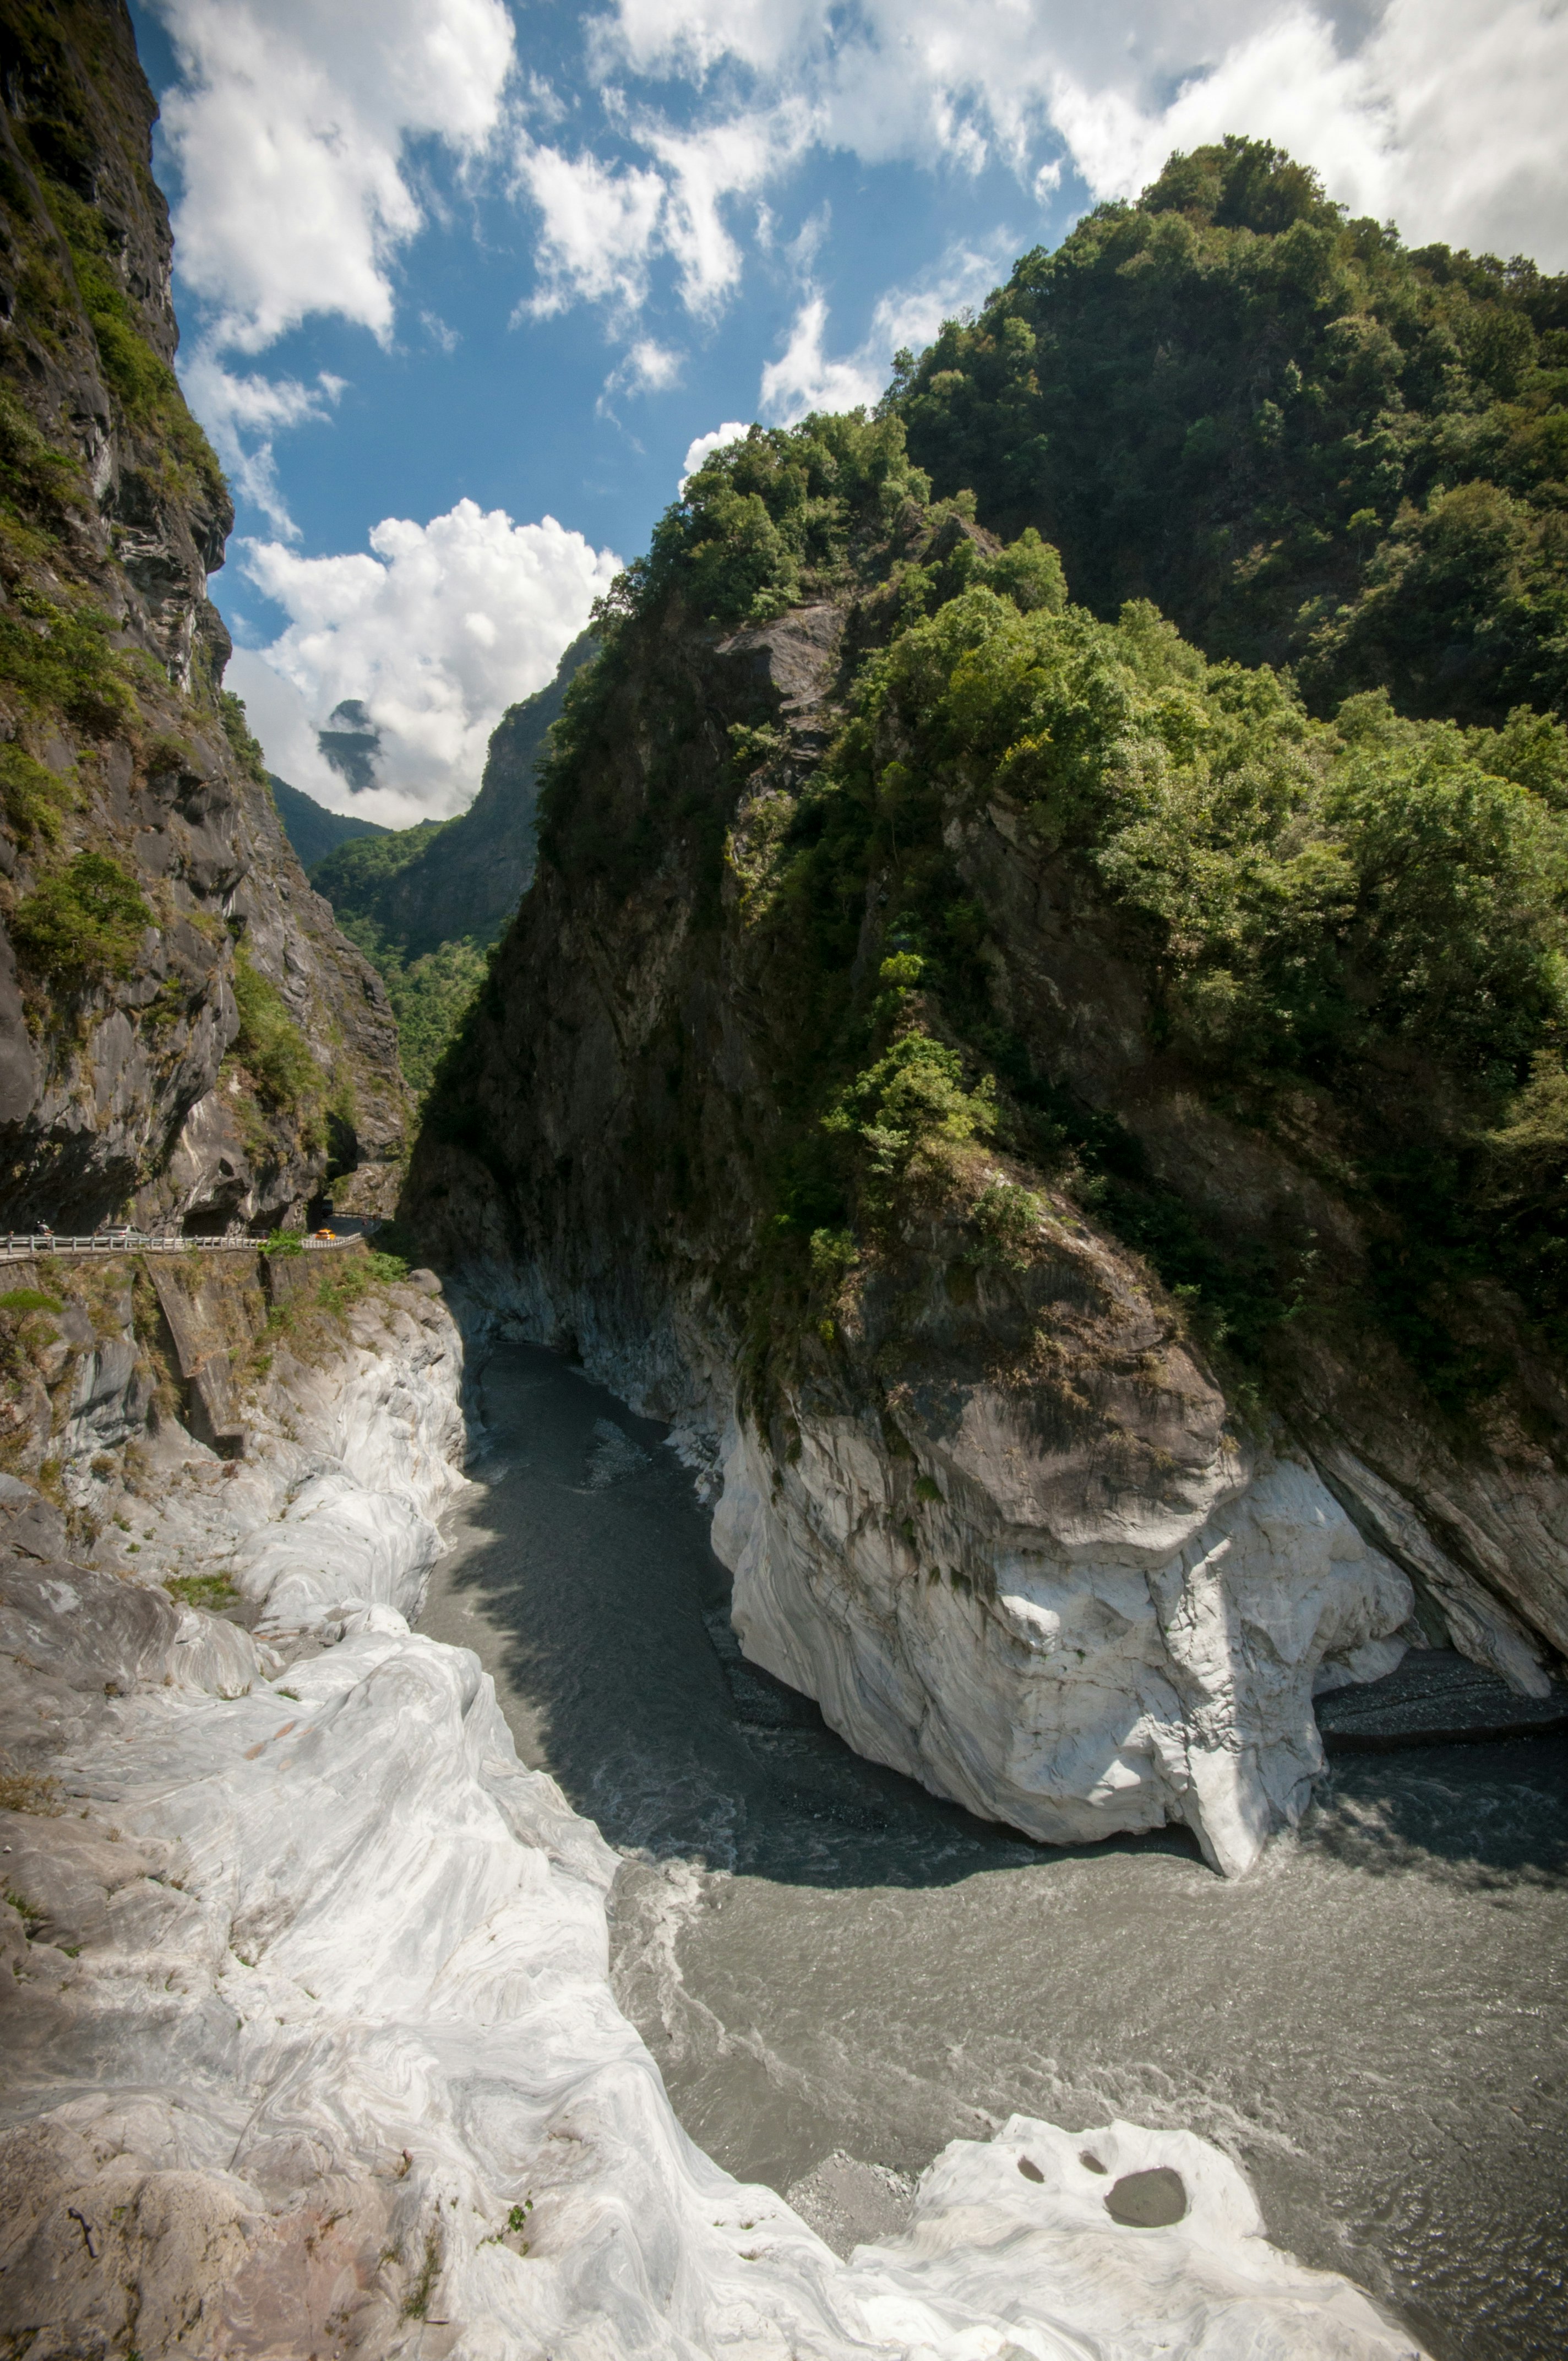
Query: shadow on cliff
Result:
<box><xmin>424</xmin><ymin>1341</ymin><xmax>1568</xmax><ymax>1894</ymax></box>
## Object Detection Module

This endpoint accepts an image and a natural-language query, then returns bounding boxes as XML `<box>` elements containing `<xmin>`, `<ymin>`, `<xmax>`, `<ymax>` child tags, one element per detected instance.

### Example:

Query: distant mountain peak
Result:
<box><xmin>319</xmin><ymin>700</ymin><xmax>383</xmax><ymax>792</ymax></box>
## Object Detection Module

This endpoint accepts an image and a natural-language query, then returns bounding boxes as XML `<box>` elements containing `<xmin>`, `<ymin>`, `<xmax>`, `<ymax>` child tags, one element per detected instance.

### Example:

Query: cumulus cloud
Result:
<box><xmin>678</xmin><ymin>420</ymin><xmax>751</xmax><ymax>490</ymax></box>
<box><xmin>590</xmin><ymin>0</ymin><xmax>1568</xmax><ymax>270</ymax></box>
<box><xmin>237</xmin><ymin>500</ymin><xmax>621</xmax><ymax>824</ymax></box>
<box><xmin>153</xmin><ymin>0</ymin><xmax>515</xmax><ymax>353</ymax></box>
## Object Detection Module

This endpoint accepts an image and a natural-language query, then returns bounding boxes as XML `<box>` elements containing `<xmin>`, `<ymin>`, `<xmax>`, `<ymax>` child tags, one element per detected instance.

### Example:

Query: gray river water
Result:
<box><xmin>418</xmin><ymin>1340</ymin><xmax>1568</xmax><ymax>2361</ymax></box>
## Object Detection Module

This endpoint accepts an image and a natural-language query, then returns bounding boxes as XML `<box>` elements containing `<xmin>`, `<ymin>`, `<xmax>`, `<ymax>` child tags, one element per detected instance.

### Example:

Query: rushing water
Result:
<box><xmin>417</xmin><ymin>1340</ymin><xmax>1568</xmax><ymax>2361</ymax></box>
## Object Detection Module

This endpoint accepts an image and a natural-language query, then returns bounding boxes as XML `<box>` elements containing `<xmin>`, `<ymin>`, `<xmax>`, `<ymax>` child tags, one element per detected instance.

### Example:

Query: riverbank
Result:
<box><xmin>421</xmin><ymin>1338</ymin><xmax>1568</xmax><ymax>2361</ymax></box>
<box><xmin>2</xmin><ymin>1287</ymin><xmax>1429</xmax><ymax>2360</ymax></box>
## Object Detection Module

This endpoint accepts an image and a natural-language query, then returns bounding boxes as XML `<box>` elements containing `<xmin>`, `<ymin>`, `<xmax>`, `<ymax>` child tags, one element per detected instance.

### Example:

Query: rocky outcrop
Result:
<box><xmin>407</xmin><ymin>496</ymin><xmax>1566</xmax><ymax>1875</ymax></box>
<box><xmin>0</xmin><ymin>1260</ymin><xmax>1424</xmax><ymax>2358</ymax></box>
<box><xmin>0</xmin><ymin>2</ymin><xmax>406</xmax><ymax>1228</ymax></box>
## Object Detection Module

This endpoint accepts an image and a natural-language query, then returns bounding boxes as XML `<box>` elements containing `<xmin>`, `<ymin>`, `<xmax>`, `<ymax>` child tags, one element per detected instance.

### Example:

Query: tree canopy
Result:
<box><xmin>894</xmin><ymin>137</ymin><xmax>1568</xmax><ymax>727</ymax></box>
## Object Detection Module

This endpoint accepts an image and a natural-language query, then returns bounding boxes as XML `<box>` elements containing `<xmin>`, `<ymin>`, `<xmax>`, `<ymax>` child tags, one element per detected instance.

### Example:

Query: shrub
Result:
<box><xmin>230</xmin><ymin>950</ymin><xmax>325</xmax><ymax>1119</ymax></box>
<box><xmin>262</xmin><ymin>1228</ymin><xmax>304</xmax><ymax>1258</ymax></box>
<box><xmin>10</xmin><ymin>850</ymin><xmax>151</xmax><ymax>982</ymax></box>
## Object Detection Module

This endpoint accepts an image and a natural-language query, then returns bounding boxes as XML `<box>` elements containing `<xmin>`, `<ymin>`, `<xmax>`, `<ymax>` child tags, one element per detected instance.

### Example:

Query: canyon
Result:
<box><xmin>0</xmin><ymin>14</ymin><xmax>1563</xmax><ymax>2361</ymax></box>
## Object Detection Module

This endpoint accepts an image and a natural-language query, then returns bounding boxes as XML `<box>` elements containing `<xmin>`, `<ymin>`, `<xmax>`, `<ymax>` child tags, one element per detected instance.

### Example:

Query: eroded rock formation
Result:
<box><xmin>0</xmin><ymin>1250</ymin><xmax>1423</xmax><ymax>2359</ymax></box>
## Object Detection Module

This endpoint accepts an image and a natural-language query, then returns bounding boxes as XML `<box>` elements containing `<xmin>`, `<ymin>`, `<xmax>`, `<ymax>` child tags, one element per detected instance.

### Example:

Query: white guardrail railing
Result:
<box><xmin>0</xmin><ymin>1220</ymin><xmax>380</xmax><ymax>1263</ymax></box>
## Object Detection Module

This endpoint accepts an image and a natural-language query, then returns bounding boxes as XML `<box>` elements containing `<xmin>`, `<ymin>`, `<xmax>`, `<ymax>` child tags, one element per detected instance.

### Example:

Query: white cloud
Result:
<box><xmin>639</xmin><ymin>106</ymin><xmax>811</xmax><ymax>314</ymax></box>
<box><xmin>760</xmin><ymin>297</ymin><xmax>885</xmax><ymax>425</ymax></box>
<box><xmin>760</xmin><ymin>240</ymin><xmax>1014</xmax><ymax>426</ymax></box>
<box><xmin>679</xmin><ymin>420</ymin><xmax>751</xmax><ymax>490</ymax></box>
<box><xmin>181</xmin><ymin>355</ymin><xmax>344</xmax><ymax>537</ymax></box>
<box><xmin>591</xmin><ymin>1</ymin><xmax>1568</xmax><ymax>271</ymax></box>
<box><xmin>237</xmin><ymin>499</ymin><xmax>621</xmax><ymax>823</ymax></box>
<box><xmin>152</xmin><ymin>0</ymin><xmax>515</xmax><ymax>352</ymax></box>
<box><xmin>513</xmin><ymin>140</ymin><xmax>666</xmax><ymax>318</ymax></box>
<box><xmin>515</xmin><ymin>102</ymin><xmax>807</xmax><ymax>327</ymax></box>
<box><xmin>610</xmin><ymin>339</ymin><xmax>685</xmax><ymax>398</ymax></box>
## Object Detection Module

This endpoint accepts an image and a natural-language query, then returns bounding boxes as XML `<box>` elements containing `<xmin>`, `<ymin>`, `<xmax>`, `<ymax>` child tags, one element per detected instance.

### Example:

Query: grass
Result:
<box><xmin>162</xmin><ymin>1572</ymin><xmax>239</xmax><ymax>1612</ymax></box>
<box><xmin>0</xmin><ymin>1753</ymin><xmax>63</xmax><ymax>1815</ymax></box>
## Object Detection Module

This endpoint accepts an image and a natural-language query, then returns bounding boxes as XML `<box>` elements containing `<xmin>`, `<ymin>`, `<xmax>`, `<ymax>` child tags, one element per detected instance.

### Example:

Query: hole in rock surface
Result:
<box><xmin>1104</xmin><ymin>2167</ymin><xmax>1188</xmax><ymax>2228</ymax></box>
<box><xmin>421</xmin><ymin>1339</ymin><xmax>1568</xmax><ymax>2361</ymax></box>
<box><xmin>1017</xmin><ymin>2156</ymin><xmax>1044</xmax><ymax>2183</ymax></box>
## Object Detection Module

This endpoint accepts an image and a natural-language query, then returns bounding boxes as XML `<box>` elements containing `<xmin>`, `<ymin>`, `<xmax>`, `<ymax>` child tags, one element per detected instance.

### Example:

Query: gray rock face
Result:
<box><xmin>406</xmin><ymin>554</ymin><xmax>1567</xmax><ymax>1871</ymax></box>
<box><xmin>0</xmin><ymin>3</ymin><xmax>406</xmax><ymax>1228</ymax></box>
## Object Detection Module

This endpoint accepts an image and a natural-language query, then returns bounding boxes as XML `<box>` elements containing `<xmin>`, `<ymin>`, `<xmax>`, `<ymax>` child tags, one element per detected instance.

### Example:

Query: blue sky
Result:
<box><xmin>128</xmin><ymin>1</ymin><xmax>1568</xmax><ymax>826</ymax></box>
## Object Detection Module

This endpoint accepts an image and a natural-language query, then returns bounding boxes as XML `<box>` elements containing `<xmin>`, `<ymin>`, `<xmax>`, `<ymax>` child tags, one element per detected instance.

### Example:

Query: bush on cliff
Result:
<box><xmin>11</xmin><ymin>850</ymin><xmax>150</xmax><ymax>982</ymax></box>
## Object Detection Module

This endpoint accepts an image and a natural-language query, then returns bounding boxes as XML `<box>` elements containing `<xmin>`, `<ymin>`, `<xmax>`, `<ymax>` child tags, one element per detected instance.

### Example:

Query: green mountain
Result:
<box><xmin>307</xmin><ymin>633</ymin><xmax>596</xmax><ymax>1098</ymax></box>
<box><xmin>269</xmin><ymin>773</ymin><xmax>387</xmax><ymax>869</ymax></box>
<box><xmin>409</xmin><ymin>297</ymin><xmax>1568</xmax><ymax>1707</ymax></box>
<box><xmin>895</xmin><ymin>137</ymin><xmax>1567</xmax><ymax>727</ymax></box>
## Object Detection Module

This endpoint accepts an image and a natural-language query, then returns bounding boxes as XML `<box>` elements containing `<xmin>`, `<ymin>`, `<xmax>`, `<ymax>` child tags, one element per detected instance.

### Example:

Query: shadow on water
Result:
<box><xmin>434</xmin><ymin>1341</ymin><xmax>1568</xmax><ymax>1891</ymax></box>
<box><xmin>430</xmin><ymin>1339</ymin><xmax>1204</xmax><ymax>1884</ymax></box>
<box><xmin>420</xmin><ymin>1340</ymin><xmax>1568</xmax><ymax>2361</ymax></box>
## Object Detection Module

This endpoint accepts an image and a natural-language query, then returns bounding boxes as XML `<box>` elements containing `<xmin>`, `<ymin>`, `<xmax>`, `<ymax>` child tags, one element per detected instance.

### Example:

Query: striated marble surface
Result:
<box><xmin>1</xmin><ymin>1554</ymin><xmax>1423</xmax><ymax>2361</ymax></box>
<box><xmin>0</xmin><ymin>1290</ymin><xmax>1426</xmax><ymax>2358</ymax></box>
<box><xmin>715</xmin><ymin>1409</ymin><xmax>1413</xmax><ymax>1879</ymax></box>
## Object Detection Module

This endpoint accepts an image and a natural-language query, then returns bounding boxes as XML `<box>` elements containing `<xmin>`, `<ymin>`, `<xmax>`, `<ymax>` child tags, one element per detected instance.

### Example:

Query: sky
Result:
<box><xmin>127</xmin><ymin>0</ymin><xmax>1568</xmax><ymax>828</ymax></box>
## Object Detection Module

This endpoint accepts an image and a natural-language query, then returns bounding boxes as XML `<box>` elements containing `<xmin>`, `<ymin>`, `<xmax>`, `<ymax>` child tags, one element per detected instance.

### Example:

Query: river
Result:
<box><xmin>416</xmin><ymin>1339</ymin><xmax>1568</xmax><ymax>2361</ymax></box>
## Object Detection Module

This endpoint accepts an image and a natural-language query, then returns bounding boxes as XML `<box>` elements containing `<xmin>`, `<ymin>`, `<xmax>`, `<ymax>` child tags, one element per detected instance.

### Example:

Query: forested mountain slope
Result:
<box><xmin>896</xmin><ymin>137</ymin><xmax>1567</xmax><ymax>726</ymax></box>
<box><xmin>309</xmin><ymin>632</ymin><xmax>595</xmax><ymax>1097</ymax></box>
<box><xmin>406</xmin><ymin>406</ymin><xmax>1568</xmax><ymax>1867</ymax></box>
<box><xmin>268</xmin><ymin>771</ymin><xmax>386</xmax><ymax>870</ymax></box>
<box><xmin>0</xmin><ymin>0</ymin><xmax>406</xmax><ymax>1226</ymax></box>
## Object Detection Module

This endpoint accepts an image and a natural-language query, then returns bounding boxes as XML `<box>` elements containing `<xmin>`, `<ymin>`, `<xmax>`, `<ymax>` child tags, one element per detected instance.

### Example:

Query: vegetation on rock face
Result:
<box><xmin>895</xmin><ymin>136</ymin><xmax>1568</xmax><ymax>727</ymax></box>
<box><xmin>228</xmin><ymin>948</ymin><xmax>326</xmax><ymax>1139</ymax></box>
<box><xmin>479</xmin><ymin>363</ymin><xmax>1568</xmax><ymax>1410</ymax></box>
<box><xmin>11</xmin><ymin>850</ymin><xmax>151</xmax><ymax>982</ymax></box>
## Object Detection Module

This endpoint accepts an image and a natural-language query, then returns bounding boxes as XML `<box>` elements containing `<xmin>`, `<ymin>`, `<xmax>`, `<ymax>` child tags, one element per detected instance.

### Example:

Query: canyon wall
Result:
<box><xmin>407</xmin><ymin>445</ymin><xmax>1566</xmax><ymax>1878</ymax></box>
<box><xmin>0</xmin><ymin>2</ymin><xmax>406</xmax><ymax>1227</ymax></box>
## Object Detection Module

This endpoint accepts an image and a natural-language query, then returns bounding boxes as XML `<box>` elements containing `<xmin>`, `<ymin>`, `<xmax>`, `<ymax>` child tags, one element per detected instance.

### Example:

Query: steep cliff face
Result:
<box><xmin>0</xmin><ymin>1</ymin><xmax>406</xmax><ymax>1227</ymax></box>
<box><xmin>407</xmin><ymin>415</ymin><xmax>1567</xmax><ymax>1874</ymax></box>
